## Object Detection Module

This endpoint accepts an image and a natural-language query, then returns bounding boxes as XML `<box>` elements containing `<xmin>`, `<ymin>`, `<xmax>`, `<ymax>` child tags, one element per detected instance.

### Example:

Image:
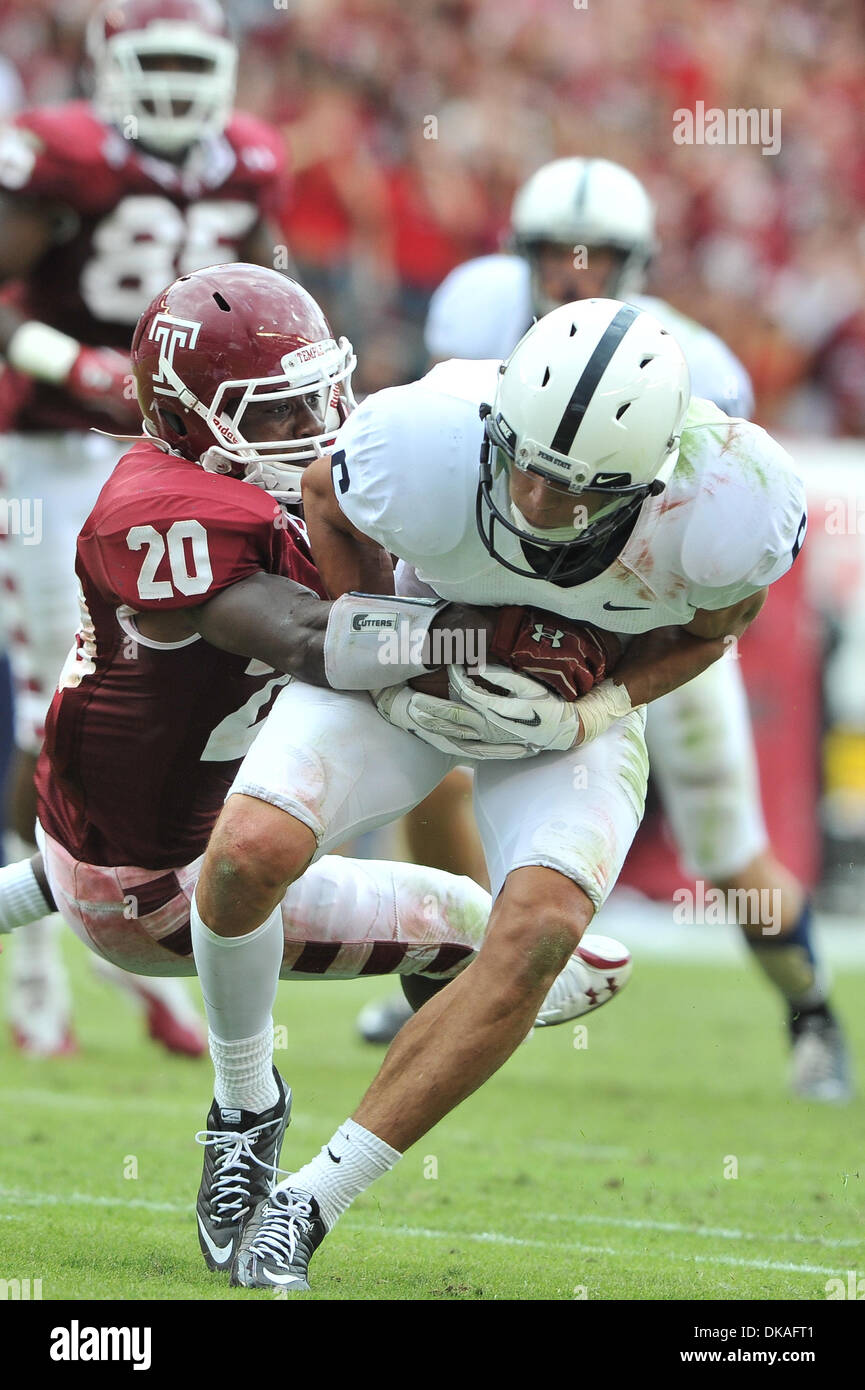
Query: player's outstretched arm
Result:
<box><xmin>192</xmin><ymin>572</ymin><xmax>332</xmax><ymax>685</ymax></box>
<box><xmin>182</xmin><ymin>572</ymin><xmax>494</xmax><ymax>694</ymax></box>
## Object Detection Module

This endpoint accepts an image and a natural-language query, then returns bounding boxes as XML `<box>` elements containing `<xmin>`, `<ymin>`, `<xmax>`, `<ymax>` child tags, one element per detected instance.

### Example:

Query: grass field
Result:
<box><xmin>1</xmin><ymin>930</ymin><xmax>863</xmax><ymax>1302</ymax></box>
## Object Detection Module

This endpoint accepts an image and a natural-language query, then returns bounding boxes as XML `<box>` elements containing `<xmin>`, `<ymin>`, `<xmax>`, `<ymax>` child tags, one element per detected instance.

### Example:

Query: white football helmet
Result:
<box><xmin>511</xmin><ymin>158</ymin><xmax>656</xmax><ymax>313</ymax></box>
<box><xmin>477</xmin><ymin>298</ymin><xmax>690</xmax><ymax>581</ymax></box>
<box><xmin>87</xmin><ymin>0</ymin><xmax>237</xmax><ymax>157</ymax></box>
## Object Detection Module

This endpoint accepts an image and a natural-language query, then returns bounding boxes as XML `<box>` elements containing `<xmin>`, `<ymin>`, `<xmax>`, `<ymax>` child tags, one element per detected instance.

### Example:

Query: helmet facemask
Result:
<box><xmin>189</xmin><ymin>337</ymin><xmax>357</xmax><ymax>504</ymax></box>
<box><xmin>519</xmin><ymin>239</ymin><xmax>652</xmax><ymax>319</ymax></box>
<box><xmin>476</xmin><ymin>405</ymin><xmax>676</xmax><ymax>584</ymax></box>
<box><xmin>91</xmin><ymin>23</ymin><xmax>237</xmax><ymax>156</ymax></box>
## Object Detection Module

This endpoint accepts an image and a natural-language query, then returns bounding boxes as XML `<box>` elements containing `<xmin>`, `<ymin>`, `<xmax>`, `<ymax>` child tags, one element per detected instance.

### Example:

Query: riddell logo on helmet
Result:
<box><xmin>211</xmin><ymin>415</ymin><xmax>241</xmax><ymax>445</ymax></box>
<box><xmin>149</xmin><ymin>314</ymin><xmax>203</xmax><ymax>397</ymax></box>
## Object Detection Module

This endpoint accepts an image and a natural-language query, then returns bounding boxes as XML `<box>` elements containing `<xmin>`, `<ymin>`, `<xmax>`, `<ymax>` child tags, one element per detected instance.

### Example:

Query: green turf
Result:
<box><xmin>1</xmin><ymin>931</ymin><xmax>863</xmax><ymax>1301</ymax></box>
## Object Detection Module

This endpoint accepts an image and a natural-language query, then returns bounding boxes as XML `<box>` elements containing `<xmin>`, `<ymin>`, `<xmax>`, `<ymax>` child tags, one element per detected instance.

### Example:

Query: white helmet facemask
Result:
<box><xmin>196</xmin><ymin>337</ymin><xmax>357</xmax><ymax>505</ymax></box>
<box><xmin>90</xmin><ymin>20</ymin><xmax>237</xmax><ymax>155</ymax></box>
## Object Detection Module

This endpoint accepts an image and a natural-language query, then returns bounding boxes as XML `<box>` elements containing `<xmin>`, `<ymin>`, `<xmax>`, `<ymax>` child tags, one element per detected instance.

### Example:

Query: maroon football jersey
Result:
<box><xmin>0</xmin><ymin>102</ymin><xmax>287</xmax><ymax>432</ymax></box>
<box><xmin>35</xmin><ymin>439</ymin><xmax>325</xmax><ymax>869</ymax></box>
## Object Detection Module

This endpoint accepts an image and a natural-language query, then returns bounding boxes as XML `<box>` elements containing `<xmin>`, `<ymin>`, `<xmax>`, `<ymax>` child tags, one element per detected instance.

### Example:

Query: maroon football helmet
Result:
<box><xmin>87</xmin><ymin>0</ymin><xmax>237</xmax><ymax>155</ymax></box>
<box><xmin>131</xmin><ymin>263</ymin><xmax>357</xmax><ymax>500</ymax></box>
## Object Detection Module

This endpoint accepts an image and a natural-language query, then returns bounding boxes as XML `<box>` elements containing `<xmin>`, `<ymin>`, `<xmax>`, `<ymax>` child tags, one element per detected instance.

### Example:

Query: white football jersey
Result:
<box><xmin>423</xmin><ymin>254</ymin><xmax>754</xmax><ymax>419</ymax></box>
<box><xmin>332</xmin><ymin>359</ymin><xmax>806</xmax><ymax>636</ymax></box>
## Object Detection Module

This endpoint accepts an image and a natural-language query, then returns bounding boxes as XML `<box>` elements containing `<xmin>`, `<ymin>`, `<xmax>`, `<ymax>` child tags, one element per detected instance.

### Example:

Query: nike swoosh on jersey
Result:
<box><xmin>198</xmin><ymin>1215</ymin><xmax>234</xmax><ymax>1265</ymax></box>
<box><xmin>496</xmin><ymin>712</ymin><xmax>542</xmax><ymax>727</ymax></box>
<box><xmin>602</xmin><ymin>601</ymin><xmax>650</xmax><ymax>611</ymax></box>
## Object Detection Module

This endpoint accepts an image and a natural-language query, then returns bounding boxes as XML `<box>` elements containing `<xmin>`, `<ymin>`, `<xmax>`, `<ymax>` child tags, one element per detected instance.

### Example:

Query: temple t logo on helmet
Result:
<box><xmin>149</xmin><ymin>314</ymin><xmax>203</xmax><ymax>396</ymax></box>
<box><xmin>131</xmin><ymin>263</ymin><xmax>357</xmax><ymax>503</ymax></box>
<box><xmin>476</xmin><ymin>298</ymin><xmax>690</xmax><ymax>583</ymax></box>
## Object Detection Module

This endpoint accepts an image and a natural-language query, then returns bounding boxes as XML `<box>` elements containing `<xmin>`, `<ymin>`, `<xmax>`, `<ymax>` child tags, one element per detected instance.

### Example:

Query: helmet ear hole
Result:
<box><xmin>157</xmin><ymin>407</ymin><xmax>187</xmax><ymax>437</ymax></box>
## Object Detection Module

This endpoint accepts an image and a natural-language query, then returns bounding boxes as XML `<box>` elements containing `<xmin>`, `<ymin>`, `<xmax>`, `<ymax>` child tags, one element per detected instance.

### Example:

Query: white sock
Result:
<box><xmin>7</xmin><ymin>915</ymin><xmax>72</xmax><ymax>1041</ymax></box>
<box><xmin>190</xmin><ymin>893</ymin><xmax>284</xmax><ymax>1111</ymax></box>
<box><xmin>209</xmin><ymin>1025</ymin><xmax>279</xmax><ymax>1113</ymax></box>
<box><xmin>283</xmin><ymin>1119</ymin><xmax>402</xmax><ymax>1230</ymax></box>
<box><xmin>0</xmin><ymin>857</ymin><xmax>53</xmax><ymax>934</ymax></box>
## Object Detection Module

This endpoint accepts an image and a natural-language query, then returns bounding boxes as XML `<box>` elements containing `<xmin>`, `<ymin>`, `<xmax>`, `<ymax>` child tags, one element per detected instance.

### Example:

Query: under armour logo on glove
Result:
<box><xmin>531</xmin><ymin>624</ymin><xmax>564</xmax><ymax>648</ymax></box>
<box><xmin>490</xmin><ymin>606</ymin><xmax>622</xmax><ymax>702</ymax></box>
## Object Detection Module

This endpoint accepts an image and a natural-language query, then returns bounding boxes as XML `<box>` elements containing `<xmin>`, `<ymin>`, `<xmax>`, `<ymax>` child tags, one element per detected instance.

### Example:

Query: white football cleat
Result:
<box><xmin>789</xmin><ymin>1010</ymin><xmax>854</xmax><ymax>1103</ymax></box>
<box><xmin>534</xmin><ymin>934</ymin><xmax>632</xmax><ymax>1026</ymax></box>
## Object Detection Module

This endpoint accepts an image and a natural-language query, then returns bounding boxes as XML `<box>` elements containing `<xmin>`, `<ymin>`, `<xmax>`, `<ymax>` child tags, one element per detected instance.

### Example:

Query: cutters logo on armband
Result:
<box><xmin>350</xmin><ymin>612</ymin><xmax>399</xmax><ymax>632</ymax></box>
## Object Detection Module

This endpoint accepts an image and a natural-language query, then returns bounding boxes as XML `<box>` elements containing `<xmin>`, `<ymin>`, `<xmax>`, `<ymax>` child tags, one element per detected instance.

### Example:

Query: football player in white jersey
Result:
<box><xmin>188</xmin><ymin>298</ymin><xmax>807</xmax><ymax>1289</ymax></box>
<box><xmin>363</xmin><ymin>157</ymin><xmax>851</xmax><ymax>1105</ymax></box>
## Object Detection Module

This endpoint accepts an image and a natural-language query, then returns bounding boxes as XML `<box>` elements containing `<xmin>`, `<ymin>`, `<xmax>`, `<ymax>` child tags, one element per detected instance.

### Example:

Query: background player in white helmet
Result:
<box><xmin>190</xmin><ymin>298</ymin><xmax>805</xmax><ymax>1290</ymax></box>
<box><xmin>0</xmin><ymin>0</ymin><xmax>290</xmax><ymax>1056</ymax></box>
<box><xmin>364</xmin><ymin>156</ymin><xmax>850</xmax><ymax>1104</ymax></box>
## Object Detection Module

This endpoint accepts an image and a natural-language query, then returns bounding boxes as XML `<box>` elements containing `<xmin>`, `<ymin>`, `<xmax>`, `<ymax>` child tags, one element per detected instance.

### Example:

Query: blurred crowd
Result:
<box><xmin>2</xmin><ymin>0</ymin><xmax>864</xmax><ymax>427</ymax></box>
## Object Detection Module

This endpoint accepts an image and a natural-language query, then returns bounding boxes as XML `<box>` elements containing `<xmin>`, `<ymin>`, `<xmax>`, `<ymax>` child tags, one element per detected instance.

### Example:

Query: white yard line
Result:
<box><xmin>0</xmin><ymin>1186</ymin><xmax>857</xmax><ymax>1277</ymax></box>
<box><xmin>536</xmin><ymin>1211</ymin><xmax>865</xmax><ymax>1251</ymax></box>
<box><xmin>352</xmin><ymin>1223</ymin><xmax>847</xmax><ymax>1277</ymax></box>
<box><xmin>0</xmin><ymin>1087</ymin><xmax>319</xmax><ymax>1130</ymax></box>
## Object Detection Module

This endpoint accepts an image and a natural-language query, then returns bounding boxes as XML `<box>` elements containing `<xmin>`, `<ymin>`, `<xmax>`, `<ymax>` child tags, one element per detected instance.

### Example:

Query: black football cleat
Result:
<box><xmin>195</xmin><ymin>1069</ymin><xmax>291</xmax><ymax>1272</ymax></box>
<box><xmin>230</xmin><ymin>1186</ymin><xmax>326</xmax><ymax>1290</ymax></box>
<box><xmin>356</xmin><ymin>993</ymin><xmax>413</xmax><ymax>1045</ymax></box>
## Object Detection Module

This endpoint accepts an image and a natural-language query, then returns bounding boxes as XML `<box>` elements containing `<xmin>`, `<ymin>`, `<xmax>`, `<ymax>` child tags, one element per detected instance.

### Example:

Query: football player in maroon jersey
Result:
<box><xmin>0</xmin><ymin>0</ymin><xmax>289</xmax><ymax>1055</ymax></box>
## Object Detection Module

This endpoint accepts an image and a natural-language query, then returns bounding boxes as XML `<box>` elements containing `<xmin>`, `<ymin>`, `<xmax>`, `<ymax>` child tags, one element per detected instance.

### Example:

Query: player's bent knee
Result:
<box><xmin>206</xmin><ymin>794</ymin><xmax>317</xmax><ymax>896</ymax></box>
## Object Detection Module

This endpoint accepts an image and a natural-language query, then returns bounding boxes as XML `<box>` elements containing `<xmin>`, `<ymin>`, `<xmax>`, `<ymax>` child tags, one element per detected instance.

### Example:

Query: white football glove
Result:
<box><xmin>448</xmin><ymin>664</ymin><xmax>582</xmax><ymax>753</ymax></box>
<box><xmin>372</xmin><ymin>683</ymin><xmax>536</xmax><ymax>759</ymax></box>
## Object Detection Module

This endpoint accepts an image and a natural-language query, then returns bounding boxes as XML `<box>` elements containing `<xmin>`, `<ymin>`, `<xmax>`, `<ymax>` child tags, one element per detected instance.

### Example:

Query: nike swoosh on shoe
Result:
<box><xmin>198</xmin><ymin>1215</ymin><xmax>234</xmax><ymax>1266</ymax></box>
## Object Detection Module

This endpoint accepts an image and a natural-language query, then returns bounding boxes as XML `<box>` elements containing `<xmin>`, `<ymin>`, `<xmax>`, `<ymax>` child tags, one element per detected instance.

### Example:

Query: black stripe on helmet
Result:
<box><xmin>573</xmin><ymin>159</ymin><xmax>593</xmax><ymax>214</ymax></box>
<box><xmin>550</xmin><ymin>302</ymin><xmax>640</xmax><ymax>455</ymax></box>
